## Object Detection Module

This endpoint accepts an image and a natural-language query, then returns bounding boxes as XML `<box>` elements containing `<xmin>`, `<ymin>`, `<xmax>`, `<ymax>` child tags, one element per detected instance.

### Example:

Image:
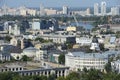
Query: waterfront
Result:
<box><xmin>71</xmin><ymin>22</ymin><xmax>94</xmax><ymax>30</ymax></box>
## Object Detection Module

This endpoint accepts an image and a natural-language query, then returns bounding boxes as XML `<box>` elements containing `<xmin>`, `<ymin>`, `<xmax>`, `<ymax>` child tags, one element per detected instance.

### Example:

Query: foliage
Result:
<box><xmin>105</xmin><ymin>62</ymin><xmax>112</xmax><ymax>73</ymax></box>
<box><xmin>35</xmin><ymin>37</ymin><xmax>52</xmax><ymax>43</ymax></box>
<box><xmin>65</xmin><ymin>41</ymin><xmax>73</xmax><ymax>49</ymax></box>
<box><xmin>58</xmin><ymin>54</ymin><xmax>65</xmax><ymax>64</ymax></box>
<box><xmin>99</xmin><ymin>43</ymin><xmax>105</xmax><ymax>51</ymax></box>
<box><xmin>116</xmin><ymin>31</ymin><xmax>120</xmax><ymax>38</ymax></box>
<box><xmin>21</xmin><ymin>55</ymin><xmax>32</xmax><ymax>61</ymax></box>
<box><xmin>4</xmin><ymin>36</ymin><xmax>12</xmax><ymax>42</ymax></box>
<box><xmin>1</xmin><ymin>69</ymin><xmax>120</xmax><ymax>80</ymax></box>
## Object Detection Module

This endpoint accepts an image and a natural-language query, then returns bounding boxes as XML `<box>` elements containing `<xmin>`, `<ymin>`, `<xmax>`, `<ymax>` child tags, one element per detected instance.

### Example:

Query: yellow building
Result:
<box><xmin>66</xmin><ymin>26</ymin><xmax>76</xmax><ymax>31</ymax></box>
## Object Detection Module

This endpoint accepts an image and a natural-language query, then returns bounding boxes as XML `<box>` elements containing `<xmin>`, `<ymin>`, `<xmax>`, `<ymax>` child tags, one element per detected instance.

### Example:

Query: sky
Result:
<box><xmin>0</xmin><ymin>0</ymin><xmax>119</xmax><ymax>8</ymax></box>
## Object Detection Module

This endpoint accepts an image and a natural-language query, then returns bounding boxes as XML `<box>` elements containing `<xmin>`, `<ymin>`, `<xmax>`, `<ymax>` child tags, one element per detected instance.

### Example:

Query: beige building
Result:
<box><xmin>27</xmin><ymin>9</ymin><xmax>36</xmax><ymax>16</ymax></box>
<box><xmin>10</xmin><ymin>37</ymin><xmax>18</xmax><ymax>46</ymax></box>
<box><xmin>110</xmin><ymin>24</ymin><xmax>120</xmax><ymax>32</ymax></box>
<box><xmin>44</xmin><ymin>9</ymin><xmax>57</xmax><ymax>15</ymax></box>
<box><xmin>66</xmin><ymin>26</ymin><xmax>76</xmax><ymax>31</ymax></box>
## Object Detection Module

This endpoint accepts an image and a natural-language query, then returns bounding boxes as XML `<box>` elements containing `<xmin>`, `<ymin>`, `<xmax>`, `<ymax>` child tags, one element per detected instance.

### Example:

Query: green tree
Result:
<box><xmin>57</xmin><ymin>77</ymin><xmax>65</xmax><ymax>80</ymax></box>
<box><xmin>4</xmin><ymin>36</ymin><xmax>12</xmax><ymax>42</ymax></box>
<box><xmin>58</xmin><ymin>54</ymin><xmax>65</xmax><ymax>64</ymax></box>
<box><xmin>48</xmin><ymin>74</ymin><xmax>56</xmax><ymax>80</ymax></box>
<box><xmin>21</xmin><ymin>55</ymin><xmax>31</xmax><ymax>61</ymax></box>
<box><xmin>99</xmin><ymin>43</ymin><xmax>105</xmax><ymax>51</ymax></box>
<box><xmin>83</xmin><ymin>67</ymin><xmax>88</xmax><ymax>73</ymax></box>
<box><xmin>105</xmin><ymin>62</ymin><xmax>112</xmax><ymax>73</ymax></box>
<box><xmin>65</xmin><ymin>72</ymin><xmax>80</xmax><ymax>80</ymax></box>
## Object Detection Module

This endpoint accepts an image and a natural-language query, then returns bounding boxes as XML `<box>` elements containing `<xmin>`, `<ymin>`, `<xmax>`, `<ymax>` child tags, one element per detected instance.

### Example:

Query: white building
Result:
<box><xmin>22</xmin><ymin>47</ymin><xmax>39</xmax><ymax>57</ymax></box>
<box><xmin>101</xmin><ymin>1</ymin><xmax>106</xmax><ymax>16</ymax></box>
<box><xmin>111</xmin><ymin>7</ymin><xmax>119</xmax><ymax>16</ymax></box>
<box><xmin>9</xmin><ymin>24</ymin><xmax>20</xmax><ymax>36</ymax></box>
<box><xmin>10</xmin><ymin>37</ymin><xmax>18</xmax><ymax>46</ymax></box>
<box><xmin>44</xmin><ymin>8</ymin><xmax>57</xmax><ymax>15</ymax></box>
<box><xmin>65</xmin><ymin>50</ymin><xmax>120</xmax><ymax>71</ymax></box>
<box><xmin>90</xmin><ymin>36</ymin><xmax>100</xmax><ymax>51</ymax></box>
<box><xmin>76</xmin><ymin>37</ymin><xmax>92</xmax><ymax>46</ymax></box>
<box><xmin>63</xmin><ymin>6</ymin><xmax>68</xmax><ymax>15</ymax></box>
<box><xmin>27</xmin><ymin>9</ymin><xmax>36</xmax><ymax>16</ymax></box>
<box><xmin>0</xmin><ymin>53</ymin><xmax>11</xmax><ymax>61</ymax></box>
<box><xmin>32</xmin><ymin>21</ymin><xmax>40</xmax><ymax>30</ymax></box>
<box><xmin>22</xmin><ymin>47</ymin><xmax>47</xmax><ymax>61</ymax></box>
<box><xmin>86</xmin><ymin>8</ymin><xmax>91</xmax><ymax>15</ymax></box>
<box><xmin>0</xmin><ymin>64</ymin><xmax>24</xmax><ymax>72</ymax></box>
<box><xmin>94</xmin><ymin>3</ymin><xmax>99</xmax><ymax>15</ymax></box>
<box><xmin>111</xmin><ymin>60</ymin><xmax>120</xmax><ymax>73</ymax></box>
<box><xmin>40</xmin><ymin>34</ymin><xmax>76</xmax><ymax>44</ymax></box>
<box><xmin>40</xmin><ymin>4</ymin><xmax>45</xmax><ymax>16</ymax></box>
<box><xmin>34</xmin><ymin>50</ymin><xmax>47</xmax><ymax>61</ymax></box>
<box><xmin>19</xmin><ymin>6</ymin><xmax>27</xmax><ymax>16</ymax></box>
<box><xmin>11</xmin><ymin>53</ymin><xmax>22</xmax><ymax>60</ymax></box>
<box><xmin>65</xmin><ymin>51</ymin><xmax>108</xmax><ymax>71</ymax></box>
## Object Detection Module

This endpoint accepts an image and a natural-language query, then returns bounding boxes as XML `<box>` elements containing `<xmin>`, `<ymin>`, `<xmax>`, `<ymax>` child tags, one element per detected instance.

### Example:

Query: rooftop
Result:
<box><xmin>67</xmin><ymin>50</ymin><xmax>120</xmax><ymax>59</ymax></box>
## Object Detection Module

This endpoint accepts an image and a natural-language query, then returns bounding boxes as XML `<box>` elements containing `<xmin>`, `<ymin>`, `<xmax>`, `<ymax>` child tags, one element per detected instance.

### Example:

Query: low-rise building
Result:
<box><xmin>40</xmin><ymin>34</ymin><xmax>76</xmax><ymax>44</ymax></box>
<box><xmin>76</xmin><ymin>37</ymin><xmax>92</xmax><ymax>46</ymax></box>
<box><xmin>111</xmin><ymin>60</ymin><xmax>120</xmax><ymax>73</ymax></box>
<box><xmin>65</xmin><ymin>51</ymin><xmax>120</xmax><ymax>71</ymax></box>
<box><xmin>0</xmin><ymin>52</ymin><xmax>11</xmax><ymax>61</ymax></box>
<box><xmin>110</xmin><ymin>24</ymin><xmax>120</xmax><ymax>32</ymax></box>
<box><xmin>0</xmin><ymin>64</ymin><xmax>24</xmax><ymax>72</ymax></box>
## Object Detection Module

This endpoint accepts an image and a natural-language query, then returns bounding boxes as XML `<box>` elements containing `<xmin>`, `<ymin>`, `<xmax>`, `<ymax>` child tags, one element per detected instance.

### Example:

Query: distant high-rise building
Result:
<box><xmin>111</xmin><ymin>7</ymin><xmax>119</xmax><ymax>16</ymax></box>
<box><xmin>86</xmin><ymin>8</ymin><xmax>90</xmax><ymax>15</ymax></box>
<box><xmin>40</xmin><ymin>4</ymin><xmax>45</xmax><ymax>16</ymax></box>
<box><xmin>2</xmin><ymin>4</ymin><xmax>8</xmax><ymax>15</ymax></box>
<box><xmin>94</xmin><ymin>3</ymin><xmax>99</xmax><ymax>15</ymax></box>
<box><xmin>63</xmin><ymin>6</ymin><xmax>68</xmax><ymax>15</ymax></box>
<box><xmin>101</xmin><ymin>1</ymin><xmax>106</xmax><ymax>16</ymax></box>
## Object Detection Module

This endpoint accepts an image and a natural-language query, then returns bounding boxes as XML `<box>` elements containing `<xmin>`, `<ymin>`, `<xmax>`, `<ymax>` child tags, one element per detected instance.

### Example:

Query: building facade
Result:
<box><xmin>111</xmin><ymin>60</ymin><xmax>120</xmax><ymax>73</ymax></box>
<box><xmin>65</xmin><ymin>52</ymin><xmax>108</xmax><ymax>71</ymax></box>
<box><xmin>101</xmin><ymin>1</ymin><xmax>106</xmax><ymax>16</ymax></box>
<box><xmin>94</xmin><ymin>3</ymin><xmax>99</xmax><ymax>15</ymax></box>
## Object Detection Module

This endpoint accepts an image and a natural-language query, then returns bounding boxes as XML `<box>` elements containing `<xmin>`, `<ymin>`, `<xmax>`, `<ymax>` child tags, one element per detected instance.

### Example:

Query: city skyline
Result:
<box><xmin>1</xmin><ymin>0</ymin><xmax>119</xmax><ymax>8</ymax></box>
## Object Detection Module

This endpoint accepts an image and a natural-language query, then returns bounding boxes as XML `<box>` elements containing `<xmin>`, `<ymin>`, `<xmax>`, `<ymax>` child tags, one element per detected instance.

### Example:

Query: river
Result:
<box><xmin>70</xmin><ymin>22</ymin><xmax>94</xmax><ymax>30</ymax></box>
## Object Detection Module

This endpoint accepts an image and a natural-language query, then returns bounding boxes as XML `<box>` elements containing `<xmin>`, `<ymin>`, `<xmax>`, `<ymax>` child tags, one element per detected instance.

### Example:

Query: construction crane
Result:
<box><xmin>72</xmin><ymin>14</ymin><xmax>79</xmax><ymax>27</ymax></box>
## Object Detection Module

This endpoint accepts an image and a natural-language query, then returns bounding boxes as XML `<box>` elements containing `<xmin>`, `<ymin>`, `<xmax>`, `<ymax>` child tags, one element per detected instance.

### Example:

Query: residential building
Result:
<box><xmin>111</xmin><ymin>7</ymin><xmax>119</xmax><ymax>16</ymax></box>
<box><xmin>40</xmin><ymin>34</ymin><xmax>76</xmax><ymax>44</ymax></box>
<box><xmin>76</xmin><ymin>37</ymin><xmax>92</xmax><ymax>46</ymax></box>
<box><xmin>63</xmin><ymin>6</ymin><xmax>68</xmax><ymax>15</ymax></box>
<box><xmin>111</xmin><ymin>60</ymin><xmax>120</xmax><ymax>73</ymax></box>
<box><xmin>101</xmin><ymin>1</ymin><xmax>106</xmax><ymax>16</ymax></box>
<box><xmin>34</xmin><ymin>50</ymin><xmax>47</xmax><ymax>61</ymax></box>
<box><xmin>65</xmin><ymin>51</ymin><xmax>108</xmax><ymax>71</ymax></box>
<box><xmin>94</xmin><ymin>3</ymin><xmax>99</xmax><ymax>15</ymax></box>
<box><xmin>65</xmin><ymin>50</ymin><xmax>120</xmax><ymax>71</ymax></box>
<box><xmin>0</xmin><ymin>64</ymin><xmax>24</xmax><ymax>72</ymax></box>
<box><xmin>44</xmin><ymin>8</ymin><xmax>57</xmax><ymax>15</ymax></box>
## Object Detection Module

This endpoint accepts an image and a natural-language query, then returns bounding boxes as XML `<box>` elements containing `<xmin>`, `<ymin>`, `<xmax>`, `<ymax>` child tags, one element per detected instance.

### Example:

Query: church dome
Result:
<box><xmin>23</xmin><ymin>47</ymin><xmax>39</xmax><ymax>57</ymax></box>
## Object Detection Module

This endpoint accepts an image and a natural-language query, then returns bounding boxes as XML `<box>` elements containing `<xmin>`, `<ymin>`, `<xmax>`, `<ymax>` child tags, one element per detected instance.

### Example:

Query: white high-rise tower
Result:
<box><xmin>94</xmin><ymin>3</ymin><xmax>99</xmax><ymax>15</ymax></box>
<box><xmin>63</xmin><ymin>6</ymin><xmax>68</xmax><ymax>15</ymax></box>
<box><xmin>101</xmin><ymin>1</ymin><xmax>106</xmax><ymax>16</ymax></box>
<box><xmin>40</xmin><ymin>4</ymin><xmax>45</xmax><ymax>16</ymax></box>
<box><xmin>111</xmin><ymin>7</ymin><xmax>119</xmax><ymax>16</ymax></box>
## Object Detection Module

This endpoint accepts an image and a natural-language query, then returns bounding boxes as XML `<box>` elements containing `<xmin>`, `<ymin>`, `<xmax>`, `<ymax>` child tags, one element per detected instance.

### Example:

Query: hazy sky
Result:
<box><xmin>1</xmin><ymin>0</ymin><xmax>119</xmax><ymax>8</ymax></box>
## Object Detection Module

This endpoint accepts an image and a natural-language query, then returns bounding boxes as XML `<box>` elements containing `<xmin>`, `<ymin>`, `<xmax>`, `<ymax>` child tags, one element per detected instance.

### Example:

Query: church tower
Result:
<box><xmin>90</xmin><ymin>35</ymin><xmax>100</xmax><ymax>51</ymax></box>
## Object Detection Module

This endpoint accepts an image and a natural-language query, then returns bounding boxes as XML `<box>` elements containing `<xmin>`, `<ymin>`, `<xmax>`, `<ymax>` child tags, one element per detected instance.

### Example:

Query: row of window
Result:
<box><xmin>0</xmin><ymin>67</ymin><xmax>23</xmax><ymax>72</ymax></box>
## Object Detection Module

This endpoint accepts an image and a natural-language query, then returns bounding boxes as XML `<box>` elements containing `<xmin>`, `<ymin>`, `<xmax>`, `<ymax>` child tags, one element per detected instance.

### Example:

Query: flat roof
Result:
<box><xmin>67</xmin><ymin>50</ymin><xmax>120</xmax><ymax>59</ymax></box>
